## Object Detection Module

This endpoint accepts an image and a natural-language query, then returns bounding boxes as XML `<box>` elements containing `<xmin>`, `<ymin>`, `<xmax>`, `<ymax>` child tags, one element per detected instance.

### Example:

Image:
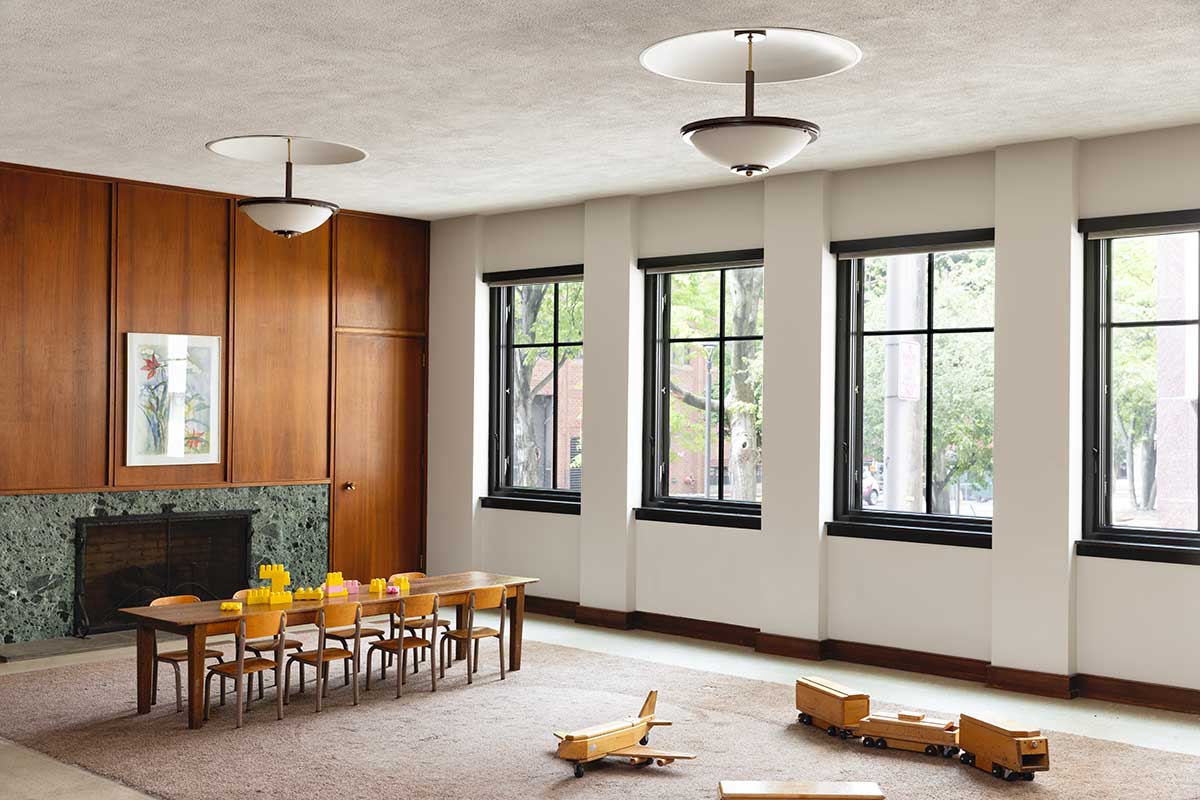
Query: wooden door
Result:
<box><xmin>332</xmin><ymin>333</ymin><xmax>424</xmax><ymax>580</ymax></box>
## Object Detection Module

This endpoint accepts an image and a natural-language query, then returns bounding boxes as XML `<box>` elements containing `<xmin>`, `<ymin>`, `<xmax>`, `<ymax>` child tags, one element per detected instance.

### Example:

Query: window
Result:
<box><xmin>484</xmin><ymin>266</ymin><xmax>584</xmax><ymax>512</ymax></box>
<box><xmin>1083</xmin><ymin>220</ymin><xmax>1200</xmax><ymax>553</ymax></box>
<box><xmin>833</xmin><ymin>233</ymin><xmax>995</xmax><ymax>543</ymax></box>
<box><xmin>639</xmin><ymin>251</ymin><xmax>764</xmax><ymax>526</ymax></box>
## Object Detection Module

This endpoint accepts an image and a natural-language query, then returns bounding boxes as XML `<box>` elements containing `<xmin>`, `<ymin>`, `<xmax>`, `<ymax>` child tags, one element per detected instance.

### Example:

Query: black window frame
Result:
<box><xmin>830</xmin><ymin>229</ymin><xmax>996</xmax><ymax>549</ymax></box>
<box><xmin>482</xmin><ymin>264</ymin><xmax>584</xmax><ymax>515</ymax></box>
<box><xmin>1080</xmin><ymin>209</ymin><xmax>1200</xmax><ymax>564</ymax></box>
<box><xmin>637</xmin><ymin>249</ymin><xmax>765</xmax><ymax>529</ymax></box>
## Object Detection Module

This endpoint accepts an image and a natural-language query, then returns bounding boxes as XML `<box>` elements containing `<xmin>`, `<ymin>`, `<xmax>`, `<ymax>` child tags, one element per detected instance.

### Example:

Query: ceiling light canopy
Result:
<box><xmin>205</xmin><ymin>135</ymin><xmax>367</xmax><ymax>238</ymax></box>
<box><xmin>641</xmin><ymin>28</ymin><xmax>860</xmax><ymax>177</ymax></box>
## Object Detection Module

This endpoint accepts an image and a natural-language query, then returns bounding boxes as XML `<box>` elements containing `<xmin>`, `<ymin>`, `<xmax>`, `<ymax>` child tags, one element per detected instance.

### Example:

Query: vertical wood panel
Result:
<box><xmin>114</xmin><ymin>184</ymin><xmax>229</xmax><ymax>486</ymax></box>
<box><xmin>332</xmin><ymin>334</ymin><xmax>424</xmax><ymax>580</ymax></box>
<box><xmin>231</xmin><ymin>215</ymin><xmax>331</xmax><ymax>482</ymax></box>
<box><xmin>335</xmin><ymin>214</ymin><xmax>428</xmax><ymax>331</ymax></box>
<box><xmin>0</xmin><ymin>167</ymin><xmax>111</xmax><ymax>490</ymax></box>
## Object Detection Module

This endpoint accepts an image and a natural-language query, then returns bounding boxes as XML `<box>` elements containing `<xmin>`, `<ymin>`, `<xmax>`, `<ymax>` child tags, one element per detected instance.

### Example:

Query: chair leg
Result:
<box><xmin>499</xmin><ymin>633</ymin><xmax>505</xmax><ymax>681</ymax></box>
<box><xmin>397</xmin><ymin>647</ymin><xmax>406</xmax><ymax>698</ymax></box>
<box><xmin>351</xmin><ymin>652</ymin><xmax>359</xmax><ymax>707</ymax></box>
<box><xmin>343</xmin><ymin>657</ymin><xmax>351</xmax><ymax>686</ymax></box>
<box><xmin>299</xmin><ymin>663</ymin><xmax>305</xmax><ymax>694</ymax></box>
<box><xmin>322</xmin><ymin>663</ymin><xmax>331</xmax><ymax>698</ymax></box>
<box><xmin>245</xmin><ymin>673</ymin><xmax>253</xmax><ymax>712</ymax></box>
<box><xmin>170</xmin><ymin>661</ymin><xmax>182</xmax><ymax>712</ymax></box>
<box><xmin>235</xmin><ymin>672</ymin><xmax>244</xmax><ymax>729</ymax></box>
<box><xmin>430</xmin><ymin>643</ymin><xmax>437</xmax><ymax>693</ymax></box>
<box><xmin>275</xmin><ymin>664</ymin><xmax>284</xmax><ymax>721</ymax></box>
<box><xmin>473</xmin><ymin>639</ymin><xmax>480</xmax><ymax>673</ymax></box>
<box><xmin>151</xmin><ymin>659</ymin><xmax>159</xmax><ymax>706</ymax></box>
<box><xmin>314</xmin><ymin>659</ymin><xmax>323</xmax><ymax>713</ymax></box>
<box><xmin>466</xmin><ymin>635</ymin><xmax>474</xmax><ymax>685</ymax></box>
<box><xmin>365</xmin><ymin>648</ymin><xmax>374</xmax><ymax>691</ymax></box>
<box><xmin>203</xmin><ymin>671</ymin><xmax>213</xmax><ymax>721</ymax></box>
<box><xmin>283</xmin><ymin>660</ymin><xmax>292</xmax><ymax>706</ymax></box>
<box><xmin>258</xmin><ymin>670</ymin><xmax>264</xmax><ymax>700</ymax></box>
<box><xmin>217</xmin><ymin>655</ymin><xmax>226</xmax><ymax>706</ymax></box>
<box><xmin>439</xmin><ymin>637</ymin><xmax>447</xmax><ymax>680</ymax></box>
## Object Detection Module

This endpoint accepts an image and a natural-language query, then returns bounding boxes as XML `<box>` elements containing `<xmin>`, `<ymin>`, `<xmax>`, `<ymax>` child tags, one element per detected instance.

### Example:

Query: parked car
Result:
<box><xmin>862</xmin><ymin>473</ymin><xmax>880</xmax><ymax>506</ymax></box>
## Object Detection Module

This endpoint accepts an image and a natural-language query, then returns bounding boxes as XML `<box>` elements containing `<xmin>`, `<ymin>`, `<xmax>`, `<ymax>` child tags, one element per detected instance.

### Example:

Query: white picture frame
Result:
<box><xmin>126</xmin><ymin>333</ymin><xmax>221</xmax><ymax>466</ymax></box>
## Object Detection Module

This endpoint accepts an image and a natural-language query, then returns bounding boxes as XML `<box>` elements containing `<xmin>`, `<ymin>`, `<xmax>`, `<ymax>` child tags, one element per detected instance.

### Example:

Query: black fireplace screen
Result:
<box><xmin>74</xmin><ymin>508</ymin><xmax>253</xmax><ymax>636</ymax></box>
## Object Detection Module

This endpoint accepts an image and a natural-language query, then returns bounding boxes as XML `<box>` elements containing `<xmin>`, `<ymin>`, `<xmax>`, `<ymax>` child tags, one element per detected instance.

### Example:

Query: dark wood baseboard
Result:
<box><xmin>575</xmin><ymin>605</ymin><xmax>635</xmax><ymax>630</ymax></box>
<box><xmin>754</xmin><ymin>632</ymin><xmax>825</xmax><ymax>661</ymax></box>
<box><xmin>826</xmin><ymin>639</ymin><xmax>990</xmax><ymax>683</ymax></box>
<box><xmin>987</xmin><ymin>665</ymin><xmax>1080</xmax><ymax>699</ymax></box>
<box><xmin>632</xmin><ymin>611</ymin><xmax>758</xmax><ymax>648</ymax></box>
<box><xmin>524</xmin><ymin>595</ymin><xmax>579</xmax><ymax>620</ymax></box>
<box><xmin>553</xmin><ymin>604</ymin><xmax>1200</xmax><ymax>715</ymax></box>
<box><xmin>1076</xmin><ymin>673</ymin><xmax>1200</xmax><ymax>715</ymax></box>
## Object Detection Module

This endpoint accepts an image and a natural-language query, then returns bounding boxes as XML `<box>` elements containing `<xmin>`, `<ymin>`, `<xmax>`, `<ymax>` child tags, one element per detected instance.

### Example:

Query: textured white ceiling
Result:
<box><xmin>3</xmin><ymin>1</ymin><xmax>1199</xmax><ymax>219</ymax></box>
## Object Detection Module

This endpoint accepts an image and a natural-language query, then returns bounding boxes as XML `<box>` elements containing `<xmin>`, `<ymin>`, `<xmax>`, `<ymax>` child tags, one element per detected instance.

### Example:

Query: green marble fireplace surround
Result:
<box><xmin>0</xmin><ymin>484</ymin><xmax>329</xmax><ymax>643</ymax></box>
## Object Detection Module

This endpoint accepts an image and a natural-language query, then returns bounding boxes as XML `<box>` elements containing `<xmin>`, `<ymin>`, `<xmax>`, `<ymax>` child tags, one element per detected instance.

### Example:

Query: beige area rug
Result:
<box><xmin>0</xmin><ymin>638</ymin><xmax>1196</xmax><ymax>800</ymax></box>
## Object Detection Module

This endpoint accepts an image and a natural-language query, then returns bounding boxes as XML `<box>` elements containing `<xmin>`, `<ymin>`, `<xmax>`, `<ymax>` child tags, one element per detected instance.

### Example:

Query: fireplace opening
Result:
<box><xmin>74</xmin><ymin>506</ymin><xmax>254</xmax><ymax>636</ymax></box>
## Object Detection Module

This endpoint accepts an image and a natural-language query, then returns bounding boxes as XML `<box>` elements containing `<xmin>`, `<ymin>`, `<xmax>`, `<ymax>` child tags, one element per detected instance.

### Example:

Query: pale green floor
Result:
<box><xmin>0</xmin><ymin>612</ymin><xmax>1197</xmax><ymax>799</ymax></box>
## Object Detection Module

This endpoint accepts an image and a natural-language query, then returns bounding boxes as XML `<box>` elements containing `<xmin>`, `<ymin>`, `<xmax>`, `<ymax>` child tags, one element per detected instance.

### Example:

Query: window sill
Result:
<box><xmin>479</xmin><ymin>496</ymin><xmax>580</xmax><ymax>515</ymax></box>
<box><xmin>1076</xmin><ymin>538</ymin><xmax>1200</xmax><ymax>566</ymax></box>
<box><xmin>827</xmin><ymin>519</ymin><xmax>992</xmax><ymax>549</ymax></box>
<box><xmin>635</xmin><ymin>506</ymin><xmax>761</xmax><ymax>530</ymax></box>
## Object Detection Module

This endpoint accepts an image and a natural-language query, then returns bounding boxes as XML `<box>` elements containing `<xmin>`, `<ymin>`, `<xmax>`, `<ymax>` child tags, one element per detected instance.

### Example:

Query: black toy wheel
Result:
<box><xmin>826</xmin><ymin>725</ymin><xmax>838</xmax><ymax>737</ymax></box>
<box><xmin>876</xmin><ymin>738</ymin><xmax>888</xmax><ymax>750</ymax></box>
<box><xmin>639</xmin><ymin>735</ymin><xmax>649</xmax><ymax>746</ymax></box>
<box><xmin>799</xmin><ymin>713</ymin><xmax>812</xmax><ymax>725</ymax></box>
<box><xmin>635</xmin><ymin>759</ymin><xmax>651</xmax><ymax>769</ymax></box>
<box><xmin>573</xmin><ymin>763</ymin><xmax>585</xmax><ymax>779</ymax></box>
<box><xmin>1021</xmin><ymin>773</ymin><xmax>1035</xmax><ymax>782</ymax></box>
<box><xmin>946</xmin><ymin>746</ymin><xmax>960</xmax><ymax>758</ymax></box>
<box><xmin>924</xmin><ymin>745</ymin><xmax>939</xmax><ymax>756</ymax></box>
<box><xmin>862</xmin><ymin>737</ymin><xmax>875</xmax><ymax>748</ymax></box>
<box><xmin>960</xmin><ymin>752</ymin><xmax>975</xmax><ymax>766</ymax></box>
<box><xmin>992</xmin><ymin>765</ymin><xmax>1005</xmax><ymax>778</ymax></box>
<box><xmin>840</xmin><ymin>730</ymin><xmax>852</xmax><ymax>740</ymax></box>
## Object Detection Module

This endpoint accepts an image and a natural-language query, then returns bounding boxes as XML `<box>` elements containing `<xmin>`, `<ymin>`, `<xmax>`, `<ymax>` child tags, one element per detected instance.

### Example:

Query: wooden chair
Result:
<box><xmin>324</xmin><ymin>582</ymin><xmax>387</xmax><ymax>678</ymax></box>
<box><xmin>149</xmin><ymin>595</ymin><xmax>226</xmax><ymax>712</ymax></box>
<box><xmin>232</xmin><ymin>589</ymin><xmax>306</xmax><ymax>698</ymax></box>
<box><xmin>284</xmin><ymin>602</ymin><xmax>361</xmax><ymax>712</ymax></box>
<box><xmin>438</xmin><ymin>586</ymin><xmax>506</xmax><ymax>685</ymax></box>
<box><xmin>389</xmin><ymin>571</ymin><xmax>450</xmax><ymax>667</ymax></box>
<box><xmin>365</xmin><ymin>593</ymin><xmax>439</xmax><ymax>697</ymax></box>
<box><xmin>203</xmin><ymin>610</ymin><xmax>287</xmax><ymax>728</ymax></box>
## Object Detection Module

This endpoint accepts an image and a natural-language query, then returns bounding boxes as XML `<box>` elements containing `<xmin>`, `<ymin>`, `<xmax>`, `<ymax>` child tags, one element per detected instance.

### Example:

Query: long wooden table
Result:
<box><xmin>121</xmin><ymin>571</ymin><xmax>539</xmax><ymax>729</ymax></box>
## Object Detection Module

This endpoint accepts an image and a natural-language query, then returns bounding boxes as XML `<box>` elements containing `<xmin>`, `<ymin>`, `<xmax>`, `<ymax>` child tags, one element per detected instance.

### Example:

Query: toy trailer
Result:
<box><xmin>795</xmin><ymin>676</ymin><xmax>870</xmax><ymax>738</ymax></box>
<box><xmin>718</xmin><ymin>780</ymin><xmax>885</xmax><ymax>799</ymax></box>
<box><xmin>857</xmin><ymin>711</ymin><xmax>959</xmax><ymax>757</ymax></box>
<box><xmin>958</xmin><ymin>713</ymin><xmax>1049</xmax><ymax>781</ymax></box>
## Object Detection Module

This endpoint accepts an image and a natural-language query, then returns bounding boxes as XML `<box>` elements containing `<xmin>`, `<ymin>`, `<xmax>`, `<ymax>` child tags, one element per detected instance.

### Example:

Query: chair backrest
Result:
<box><xmin>150</xmin><ymin>594</ymin><xmax>201</xmax><ymax>607</ymax></box>
<box><xmin>469</xmin><ymin>586</ymin><xmax>506</xmax><ymax>611</ymax></box>
<box><xmin>400</xmin><ymin>592</ymin><xmax>438</xmax><ymax>619</ymax></box>
<box><xmin>231</xmin><ymin>589</ymin><xmax>250</xmax><ymax>601</ymax></box>
<box><xmin>389</xmin><ymin>571</ymin><xmax>425</xmax><ymax>584</ymax></box>
<box><xmin>241</xmin><ymin>610</ymin><xmax>285</xmax><ymax>641</ymax></box>
<box><xmin>321</xmin><ymin>601</ymin><xmax>361</xmax><ymax>630</ymax></box>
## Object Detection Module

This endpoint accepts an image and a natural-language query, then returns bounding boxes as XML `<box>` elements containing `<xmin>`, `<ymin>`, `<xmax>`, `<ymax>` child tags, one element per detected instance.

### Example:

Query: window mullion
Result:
<box><xmin>717</xmin><ymin>268</ymin><xmax>726</xmax><ymax>501</ymax></box>
<box><xmin>505</xmin><ymin>287</ymin><xmax>516</xmax><ymax>487</ymax></box>
<box><xmin>925</xmin><ymin>253</ymin><xmax>934</xmax><ymax>515</ymax></box>
<box><xmin>552</xmin><ymin>284</ymin><xmax>560</xmax><ymax>490</ymax></box>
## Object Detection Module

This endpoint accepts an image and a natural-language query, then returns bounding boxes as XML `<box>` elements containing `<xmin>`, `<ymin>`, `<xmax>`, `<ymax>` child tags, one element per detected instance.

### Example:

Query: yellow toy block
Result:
<box><xmin>369</xmin><ymin>578</ymin><xmax>388</xmax><ymax>594</ymax></box>
<box><xmin>245</xmin><ymin>587</ymin><xmax>271</xmax><ymax>605</ymax></box>
<box><xmin>259</xmin><ymin>564</ymin><xmax>291</xmax><ymax>593</ymax></box>
<box><xmin>325</xmin><ymin>571</ymin><xmax>348</xmax><ymax>597</ymax></box>
<box><xmin>268</xmin><ymin>590</ymin><xmax>293</xmax><ymax>605</ymax></box>
<box><xmin>294</xmin><ymin>586</ymin><xmax>324</xmax><ymax>601</ymax></box>
<box><xmin>220</xmin><ymin>601</ymin><xmax>243</xmax><ymax>612</ymax></box>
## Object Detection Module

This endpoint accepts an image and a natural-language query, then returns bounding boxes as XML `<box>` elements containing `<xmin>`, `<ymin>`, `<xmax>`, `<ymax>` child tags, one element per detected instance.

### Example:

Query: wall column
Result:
<box><xmin>426</xmin><ymin>215</ymin><xmax>488</xmax><ymax>574</ymax></box>
<box><xmin>758</xmin><ymin>172</ymin><xmax>836</xmax><ymax>641</ymax></box>
<box><xmin>578</xmin><ymin>196</ymin><xmax>640</xmax><ymax>612</ymax></box>
<box><xmin>992</xmin><ymin>139</ymin><xmax>1083</xmax><ymax>678</ymax></box>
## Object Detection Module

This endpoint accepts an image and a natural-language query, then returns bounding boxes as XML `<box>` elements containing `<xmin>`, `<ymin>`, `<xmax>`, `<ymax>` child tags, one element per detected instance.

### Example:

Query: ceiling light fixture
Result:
<box><xmin>205</xmin><ymin>135</ymin><xmax>367</xmax><ymax>238</ymax></box>
<box><xmin>641</xmin><ymin>27</ymin><xmax>861</xmax><ymax>177</ymax></box>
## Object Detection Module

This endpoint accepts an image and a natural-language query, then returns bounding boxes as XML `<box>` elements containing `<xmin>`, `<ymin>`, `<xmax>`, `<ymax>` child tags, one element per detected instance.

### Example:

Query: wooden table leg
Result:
<box><xmin>136</xmin><ymin>624</ymin><xmax>155</xmax><ymax>715</ymax></box>
<box><xmin>508</xmin><ymin>584</ymin><xmax>525</xmax><ymax>671</ymax></box>
<box><xmin>186</xmin><ymin>624</ymin><xmax>208</xmax><ymax>730</ymax></box>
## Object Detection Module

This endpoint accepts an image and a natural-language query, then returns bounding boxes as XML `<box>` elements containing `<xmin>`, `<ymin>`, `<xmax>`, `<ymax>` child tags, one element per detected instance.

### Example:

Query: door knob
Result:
<box><xmin>344</xmin><ymin>481</ymin><xmax>356</xmax><ymax>491</ymax></box>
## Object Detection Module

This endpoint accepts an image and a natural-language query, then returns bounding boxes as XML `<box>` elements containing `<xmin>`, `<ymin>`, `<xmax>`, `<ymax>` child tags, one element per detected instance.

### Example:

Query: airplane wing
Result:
<box><xmin>552</xmin><ymin>731</ymin><xmax>567</xmax><ymax>740</ymax></box>
<box><xmin>647</xmin><ymin>719</ymin><xmax>672</xmax><ymax>728</ymax></box>
<box><xmin>609</xmin><ymin>744</ymin><xmax>696</xmax><ymax>761</ymax></box>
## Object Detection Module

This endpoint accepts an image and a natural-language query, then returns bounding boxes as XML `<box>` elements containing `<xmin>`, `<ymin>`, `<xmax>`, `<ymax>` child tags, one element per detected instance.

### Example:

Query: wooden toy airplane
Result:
<box><xmin>553</xmin><ymin>690</ymin><xmax>696</xmax><ymax>778</ymax></box>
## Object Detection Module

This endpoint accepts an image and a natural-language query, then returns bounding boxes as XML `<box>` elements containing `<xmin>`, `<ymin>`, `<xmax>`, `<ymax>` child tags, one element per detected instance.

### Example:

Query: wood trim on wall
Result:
<box><xmin>534</xmin><ymin>598</ymin><xmax>1199</xmax><ymax>715</ymax></box>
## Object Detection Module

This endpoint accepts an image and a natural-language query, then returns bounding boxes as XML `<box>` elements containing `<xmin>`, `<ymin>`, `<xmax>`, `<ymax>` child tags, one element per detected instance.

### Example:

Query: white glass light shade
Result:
<box><xmin>682</xmin><ymin>117</ymin><xmax>820</xmax><ymax>176</ymax></box>
<box><xmin>238</xmin><ymin>198</ymin><xmax>337</xmax><ymax>238</ymax></box>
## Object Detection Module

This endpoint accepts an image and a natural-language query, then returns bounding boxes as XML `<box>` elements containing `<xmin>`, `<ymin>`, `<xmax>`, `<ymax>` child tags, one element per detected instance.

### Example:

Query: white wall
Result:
<box><xmin>427</xmin><ymin>125</ymin><xmax>1200</xmax><ymax>691</ymax></box>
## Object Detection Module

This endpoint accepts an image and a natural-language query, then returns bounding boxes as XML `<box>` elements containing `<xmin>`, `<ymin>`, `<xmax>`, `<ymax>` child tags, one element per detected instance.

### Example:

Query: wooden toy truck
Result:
<box><xmin>795</xmin><ymin>676</ymin><xmax>870</xmax><ymax>738</ymax></box>
<box><xmin>958</xmin><ymin>713</ymin><xmax>1049</xmax><ymax>781</ymax></box>
<box><xmin>554</xmin><ymin>691</ymin><xmax>696</xmax><ymax>778</ymax></box>
<box><xmin>857</xmin><ymin>711</ymin><xmax>959</xmax><ymax>757</ymax></box>
<box><xmin>718</xmin><ymin>781</ymin><xmax>885</xmax><ymax>799</ymax></box>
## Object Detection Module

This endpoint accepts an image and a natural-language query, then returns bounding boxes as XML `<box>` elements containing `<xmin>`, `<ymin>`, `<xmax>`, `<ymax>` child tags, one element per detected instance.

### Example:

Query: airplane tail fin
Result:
<box><xmin>639</xmin><ymin>690</ymin><xmax>658</xmax><ymax>718</ymax></box>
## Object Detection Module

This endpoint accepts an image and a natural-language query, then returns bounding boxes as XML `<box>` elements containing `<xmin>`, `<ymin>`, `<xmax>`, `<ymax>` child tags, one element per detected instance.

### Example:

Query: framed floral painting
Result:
<box><xmin>126</xmin><ymin>333</ymin><xmax>221</xmax><ymax>466</ymax></box>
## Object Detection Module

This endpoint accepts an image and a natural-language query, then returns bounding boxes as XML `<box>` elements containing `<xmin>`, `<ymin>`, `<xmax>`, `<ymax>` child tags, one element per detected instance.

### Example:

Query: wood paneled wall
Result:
<box><xmin>0</xmin><ymin>162</ymin><xmax>429</xmax><ymax>548</ymax></box>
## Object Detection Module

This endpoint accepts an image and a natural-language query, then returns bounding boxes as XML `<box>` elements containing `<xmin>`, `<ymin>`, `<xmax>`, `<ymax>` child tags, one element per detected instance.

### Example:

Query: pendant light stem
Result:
<box><xmin>284</xmin><ymin>136</ymin><xmax>293</xmax><ymax>198</ymax></box>
<box><xmin>744</xmin><ymin>34</ymin><xmax>755</xmax><ymax>117</ymax></box>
